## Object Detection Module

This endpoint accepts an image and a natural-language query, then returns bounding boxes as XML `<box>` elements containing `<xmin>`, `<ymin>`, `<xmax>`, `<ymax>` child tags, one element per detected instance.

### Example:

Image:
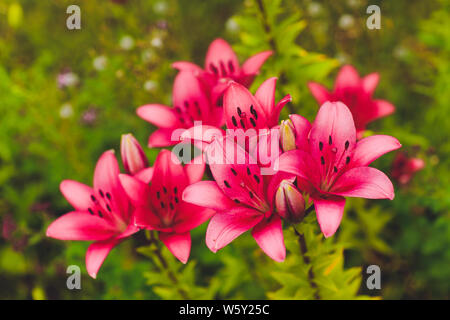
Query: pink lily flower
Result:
<box><xmin>308</xmin><ymin>65</ymin><xmax>395</xmax><ymax>138</ymax></box>
<box><xmin>46</xmin><ymin>150</ymin><xmax>139</xmax><ymax>278</ymax></box>
<box><xmin>278</xmin><ymin>101</ymin><xmax>401</xmax><ymax>237</ymax></box>
<box><xmin>173</xmin><ymin>38</ymin><xmax>273</xmax><ymax>106</ymax></box>
<box><xmin>119</xmin><ymin>150</ymin><xmax>213</xmax><ymax>263</ymax></box>
<box><xmin>224</xmin><ymin>78</ymin><xmax>291</xmax><ymax>130</ymax></box>
<box><xmin>391</xmin><ymin>152</ymin><xmax>425</xmax><ymax>185</ymax></box>
<box><xmin>137</xmin><ymin>71</ymin><xmax>222</xmax><ymax>148</ymax></box>
<box><xmin>182</xmin><ymin>136</ymin><xmax>286</xmax><ymax>262</ymax></box>
<box><xmin>120</xmin><ymin>133</ymin><xmax>154</xmax><ymax>183</ymax></box>
<box><xmin>179</xmin><ymin>77</ymin><xmax>291</xmax><ymax>147</ymax></box>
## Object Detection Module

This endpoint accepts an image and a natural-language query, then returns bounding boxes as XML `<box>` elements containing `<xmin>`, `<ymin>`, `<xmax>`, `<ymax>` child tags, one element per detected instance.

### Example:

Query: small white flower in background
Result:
<box><xmin>335</xmin><ymin>53</ymin><xmax>350</xmax><ymax>64</ymax></box>
<box><xmin>338</xmin><ymin>14</ymin><xmax>355</xmax><ymax>30</ymax></box>
<box><xmin>151</xmin><ymin>37</ymin><xmax>163</xmax><ymax>48</ymax></box>
<box><xmin>307</xmin><ymin>2</ymin><xmax>322</xmax><ymax>17</ymax></box>
<box><xmin>144</xmin><ymin>80</ymin><xmax>158</xmax><ymax>92</ymax></box>
<box><xmin>93</xmin><ymin>55</ymin><xmax>108</xmax><ymax>71</ymax></box>
<box><xmin>393</xmin><ymin>45</ymin><xmax>408</xmax><ymax>59</ymax></box>
<box><xmin>120</xmin><ymin>35</ymin><xmax>135</xmax><ymax>50</ymax></box>
<box><xmin>141</xmin><ymin>49</ymin><xmax>155</xmax><ymax>63</ymax></box>
<box><xmin>153</xmin><ymin>1</ymin><xmax>168</xmax><ymax>14</ymax></box>
<box><xmin>116</xmin><ymin>69</ymin><xmax>124</xmax><ymax>78</ymax></box>
<box><xmin>59</xmin><ymin>103</ymin><xmax>74</xmax><ymax>119</ymax></box>
<box><xmin>226</xmin><ymin>18</ymin><xmax>239</xmax><ymax>33</ymax></box>
<box><xmin>57</xmin><ymin>71</ymin><xmax>79</xmax><ymax>88</ymax></box>
<box><xmin>347</xmin><ymin>0</ymin><xmax>362</xmax><ymax>9</ymax></box>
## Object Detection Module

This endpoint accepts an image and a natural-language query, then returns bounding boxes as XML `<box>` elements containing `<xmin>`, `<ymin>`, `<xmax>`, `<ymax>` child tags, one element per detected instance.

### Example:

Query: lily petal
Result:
<box><xmin>331</xmin><ymin>167</ymin><xmax>395</xmax><ymax>200</ymax></box>
<box><xmin>351</xmin><ymin>135</ymin><xmax>401</xmax><ymax>167</ymax></box>
<box><xmin>119</xmin><ymin>174</ymin><xmax>151</xmax><ymax>206</ymax></box>
<box><xmin>224</xmin><ymin>82</ymin><xmax>268</xmax><ymax>129</ymax></box>
<box><xmin>205</xmin><ymin>38</ymin><xmax>240</xmax><ymax>77</ymax></box>
<box><xmin>334</xmin><ymin>65</ymin><xmax>360</xmax><ymax>91</ymax></box>
<box><xmin>255</xmin><ymin>77</ymin><xmax>277</xmax><ymax>116</ymax></box>
<box><xmin>309</xmin><ymin>101</ymin><xmax>356</xmax><ymax>174</ymax></box>
<box><xmin>137</xmin><ymin>104</ymin><xmax>181</xmax><ymax>129</ymax></box>
<box><xmin>369</xmin><ymin>100</ymin><xmax>395</xmax><ymax>122</ymax></box>
<box><xmin>134</xmin><ymin>167</ymin><xmax>154</xmax><ymax>184</ymax></box>
<box><xmin>86</xmin><ymin>239</ymin><xmax>120</xmax><ymax>279</ymax></box>
<box><xmin>241</xmin><ymin>50</ymin><xmax>273</xmax><ymax>76</ymax></box>
<box><xmin>173</xmin><ymin>71</ymin><xmax>212</xmax><ymax>123</ymax></box>
<box><xmin>277</xmin><ymin>149</ymin><xmax>318</xmax><ymax>185</ymax></box>
<box><xmin>46</xmin><ymin>211</ymin><xmax>118</xmax><ymax>241</ymax></box>
<box><xmin>251</xmin><ymin>215</ymin><xmax>286</xmax><ymax>262</ymax></box>
<box><xmin>206</xmin><ymin>208</ymin><xmax>263</xmax><ymax>253</ymax></box>
<box><xmin>362</xmin><ymin>73</ymin><xmax>379</xmax><ymax>96</ymax></box>
<box><xmin>289</xmin><ymin>114</ymin><xmax>311</xmax><ymax>151</ymax></box>
<box><xmin>185</xmin><ymin>154</ymin><xmax>206</xmax><ymax>184</ymax></box>
<box><xmin>271</xmin><ymin>94</ymin><xmax>292</xmax><ymax>127</ymax></box>
<box><xmin>148</xmin><ymin>128</ymin><xmax>178</xmax><ymax>147</ymax></box>
<box><xmin>173</xmin><ymin>204</ymin><xmax>215</xmax><ymax>233</ymax></box>
<box><xmin>172</xmin><ymin>61</ymin><xmax>203</xmax><ymax>74</ymax></box>
<box><xmin>93</xmin><ymin>150</ymin><xmax>129</xmax><ymax>219</ymax></box>
<box><xmin>314</xmin><ymin>196</ymin><xmax>346</xmax><ymax>238</ymax></box>
<box><xmin>60</xmin><ymin>180</ymin><xmax>94</xmax><ymax>212</ymax></box>
<box><xmin>159</xmin><ymin>231</ymin><xmax>191</xmax><ymax>264</ymax></box>
<box><xmin>308</xmin><ymin>82</ymin><xmax>330</xmax><ymax>105</ymax></box>
<box><xmin>182</xmin><ymin>181</ymin><xmax>236</xmax><ymax>211</ymax></box>
<box><xmin>206</xmin><ymin>137</ymin><xmax>265</xmax><ymax>207</ymax></box>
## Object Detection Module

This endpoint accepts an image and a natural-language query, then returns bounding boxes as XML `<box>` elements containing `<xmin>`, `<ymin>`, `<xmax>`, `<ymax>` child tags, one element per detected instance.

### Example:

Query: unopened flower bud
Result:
<box><xmin>280</xmin><ymin>119</ymin><xmax>296</xmax><ymax>152</ymax></box>
<box><xmin>121</xmin><ymin>134</ymin><xmax>149</xmax><ymax>175</ymax></box>
<box><xmin>275</xmin><ymin>180</ymin><xmax>305</xmax><ymax>223</ymax></box>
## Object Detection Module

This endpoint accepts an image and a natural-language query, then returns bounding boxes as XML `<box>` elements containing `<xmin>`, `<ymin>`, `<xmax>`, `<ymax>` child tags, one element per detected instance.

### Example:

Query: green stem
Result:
<box><xmin>255</xmin><ymin>0</ymin><xmax>295</xmax><ymax>114</ymax></box>
<box><xmin>293</xmin><ymin>226</ymin><xmax>321</xmax><ymax>300</ymax></box>
<box><xmin>148</xmin><ymin>231</ymin><xmax>190</xmax><ymax>299</ymax></box>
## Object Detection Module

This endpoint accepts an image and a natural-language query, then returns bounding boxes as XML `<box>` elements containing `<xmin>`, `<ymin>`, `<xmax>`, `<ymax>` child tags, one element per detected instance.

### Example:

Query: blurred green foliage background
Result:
<box><xmin>0</xmin><ymin>0</ymin><xmax>448</xmax><ymax>299</ymax></box>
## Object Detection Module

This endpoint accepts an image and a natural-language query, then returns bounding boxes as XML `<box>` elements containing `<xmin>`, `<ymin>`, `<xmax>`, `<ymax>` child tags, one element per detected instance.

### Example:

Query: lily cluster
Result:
<box><xmin>47</xmin><ymin>39</ymin><xmax>401</xmax><ymax>278</ymax></box>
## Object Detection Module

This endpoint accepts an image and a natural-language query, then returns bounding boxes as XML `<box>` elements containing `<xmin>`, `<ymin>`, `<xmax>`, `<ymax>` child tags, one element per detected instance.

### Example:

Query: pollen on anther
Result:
<box><xmin>232</xmin><ymin>116</ymin><xmax>238</xmax><ymax>127</ymax></box>
<box><xmin>99</xmin><ymin>190</ymin><xmax>104</xmax><ymax>198</ymax></box>
<box><xmin>346</xmin><ymin>156</ymin><xmax>351</xmax><ymax>164</ymax></box>
<box><xmin>250</xmin><ymin>105</ymin><xmax>257</xmax><ymax>119</ymax></box>
<box><xmin>231</xmin><ymin>168</ymin><xmax>237</xmax><ymax>176</ymax></box>
<box><xmin>345</xmin><ymin>141</ymin><xmax>350</xmax><ymax>150</ymax></box>
<box><xmin>240</xmin><ymin>119</ymin><xmax>245</xmax><ymax>129</ymax></box>
<box><xmin>160</xmin><ymin>202</ymin><xmax>165</xmax><ymax>209</ymax></box>
<box><xmin>163</xmin><ymin>186</ymin><xmax>167</xmax><ymax>194</ymax></box>
<box><xmin>249</xmin><ymin>191</ymin><xmax>254</xmax><ymax>198</ymax></box>
<box><xmin>210</xmin><ymin>63</ymin><xmax>218</xmax><ymax>75</ymax></box>
<box><xmin>250</xmin><ymin>118</ymin><xmax>256</xmax><ymax>127</ymax></box>
<box><xmin>228</xmin><ymin>61</ymin><xmax>235</xmax><ymax>73</ymax></box>
<box><xmin>253</xmin><ymin>174</ymin><xmax>260</xmax><ymax>184</ymax></box>
<box><xmin>334</xmin><ymin>166</ymin><xmax>338</xmax><ymax>173</ymax></box>
<box><xmin>329</xmin><ymin>136</ymin><xmax>332</xmax><ymax>145</ymax></box>
<box><xmin>321</xmin><ymin>156</ymin><xmax>325</xmax><ymax>165</ymax></box>
<box><xmin>106</xmin><ymin>192</ymin><xmax>112</xmax><ymax>200</ymax></box>
<box><xmin>319</xmin><ymin>142</ymin><xmax>323</xmax><ymax>151</ymax></box>
<box><xmin>156</xmin><ymin>191</ymin><xmax>160</xmax><ymax>199</ymax></box>
<box><xmin>169</xmin><ymin>203</ymin><xmax>174</xmax><ymax>210</ymax></box>
<box><xmin>237</xmin><ymin>107</ymin><xmax>242</xmax><ymax>117</ymax></box>
<box><xmin>224</xmin><ymin>180</ymin><xmax>231</xmax><ymax>188</ymax></box>
<box><xmin>234</xmin><ymin>199</ymin><xmax>240</xmax><ymax>204</ymax></box>
<box><xmin>246</xmin><ymin>167</ymin><xmax>251</xmax><ymax>175</ymax></box>
<box><xmin>106</xmin><ymin>204</ymin><xmax>112</xmax><ymax>212</ymax></box>
<box><xmin>90</xmin><ymin>195</ymin><xmax>96</xmax><ymax>202</ymax></box>
<box><xmin>88</xmin><ymin>208</ymin><xmax>94</xmax><ymax>215</ymax></box>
